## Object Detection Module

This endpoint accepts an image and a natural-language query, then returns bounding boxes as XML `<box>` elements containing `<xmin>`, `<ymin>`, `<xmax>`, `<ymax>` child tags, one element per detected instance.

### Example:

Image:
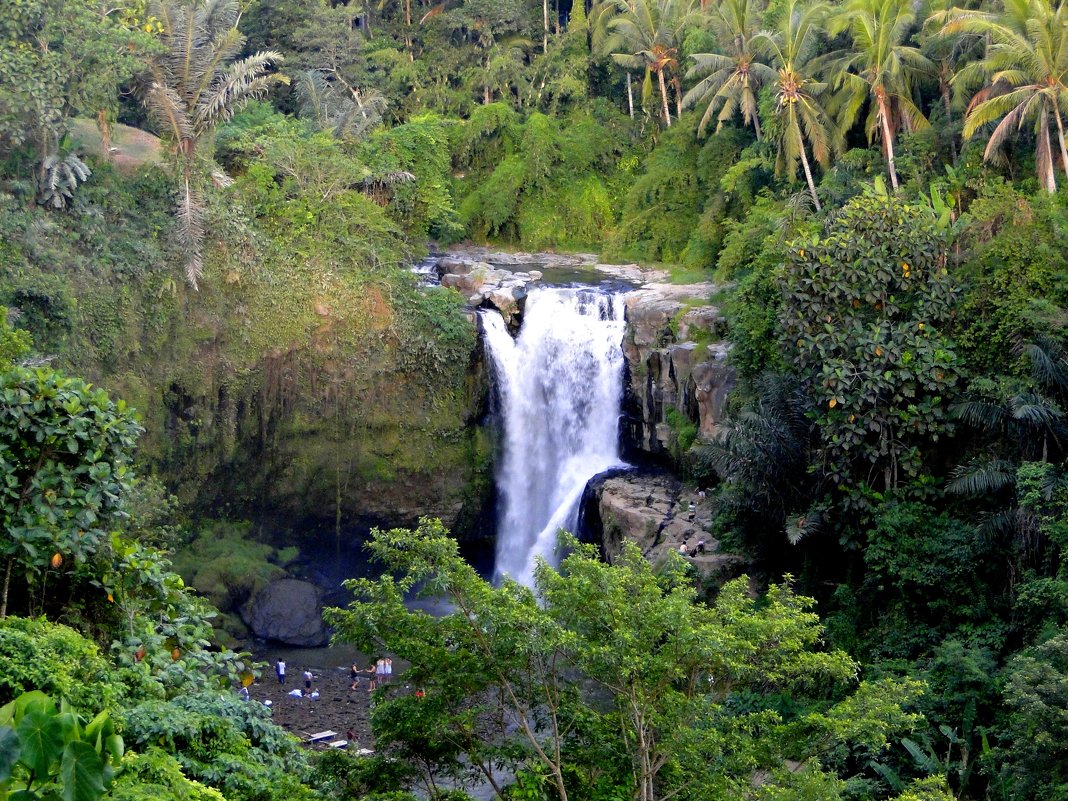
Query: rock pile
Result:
<box><xmin>435</xmin><ymin>256</ymin><xmax>543</xmax><ymax>330</ymax></box>
<box><xmin>585</xmin><ymin>470</ymin><xmax>745</xmax><ymax>585</ymax></box>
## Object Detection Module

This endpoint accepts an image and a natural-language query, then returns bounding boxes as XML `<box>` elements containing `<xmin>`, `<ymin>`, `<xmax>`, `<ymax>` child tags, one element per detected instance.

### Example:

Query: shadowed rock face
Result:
<box><xmin>621</xmin><ymin>284</ymin><xmax>736</xmax><ymax>460</ymax></box>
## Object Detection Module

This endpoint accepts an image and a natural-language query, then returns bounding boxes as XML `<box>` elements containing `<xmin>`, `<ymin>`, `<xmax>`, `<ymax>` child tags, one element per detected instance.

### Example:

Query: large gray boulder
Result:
<box><xmin>242</xmin><ymin>579</ymin><xmax>328</xmax><ymax>646</ymax></box>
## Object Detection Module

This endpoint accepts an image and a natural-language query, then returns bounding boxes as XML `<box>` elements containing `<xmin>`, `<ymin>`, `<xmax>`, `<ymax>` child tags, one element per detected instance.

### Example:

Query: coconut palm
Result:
<box><xmin>595</xmin><ymin>0</ymin><xmax>701</xmax><ymax>127</ymax></box>
<box><xmin>920</xmin><ymin>0</ymin><xmax>985</xmax><ymax>163</ymax></box>
<box><xmin>144</xmin><ymin>0</ymin><xmax>285</xmax><ymax>287</ymax></box>
<box><xmin>683</xmin><ymin>0</ymin><xmax>775</xmax><ymax>138</ymax></box>
<box><xmin>823</xmin><ymin>0</ymin><xmax>934</xmax><ymax>190</ymax></box>
<box><xmin>752</xmin><ymin>0</ymin><xmax>838</xmax><ymax>208</ymax></box>
<box><xmin>939</xmin><ymin>0</ymin><xmax>1068</xmax><ymax>193</ymax></box>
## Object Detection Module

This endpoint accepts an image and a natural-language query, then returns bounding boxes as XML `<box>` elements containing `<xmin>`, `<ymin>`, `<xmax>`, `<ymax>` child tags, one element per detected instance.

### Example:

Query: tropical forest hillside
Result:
<box><xmin>2</xmin><ymin>0</ymin><xmax>1068</xmax><ymax>799</ymax></box>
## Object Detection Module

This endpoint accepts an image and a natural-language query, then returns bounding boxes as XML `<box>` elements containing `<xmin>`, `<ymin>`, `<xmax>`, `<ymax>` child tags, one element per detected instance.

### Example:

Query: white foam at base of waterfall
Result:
<box><xmin>481</xmin><ymin>288</ymin><xmax>627</xmax><ymax>586</ymax></box>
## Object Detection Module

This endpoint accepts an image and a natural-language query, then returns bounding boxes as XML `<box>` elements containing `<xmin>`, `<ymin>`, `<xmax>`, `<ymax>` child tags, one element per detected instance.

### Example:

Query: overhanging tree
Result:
<box><xmin>328</xmin><ymin>519</ymin><xmax>926</xmax><ymax>801</ymax></box>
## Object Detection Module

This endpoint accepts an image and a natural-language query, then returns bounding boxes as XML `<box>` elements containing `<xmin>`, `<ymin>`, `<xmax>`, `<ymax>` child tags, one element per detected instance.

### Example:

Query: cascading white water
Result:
<box><xmin>482</xmin><ymin>288</ymin><xmax>627</xmax><ymax>586</ymax></box>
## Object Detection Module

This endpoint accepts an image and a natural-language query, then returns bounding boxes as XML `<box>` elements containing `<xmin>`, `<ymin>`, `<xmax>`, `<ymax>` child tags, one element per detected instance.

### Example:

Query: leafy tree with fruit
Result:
<box><xmin>0</xmin><ymin>367</ymin><xmax>142</xmax><ymax>618</ymax></box>
<box><xmin>779</xmin><ymin>188</ymin><xmax>960</xmax><ymax>506</ymax></box>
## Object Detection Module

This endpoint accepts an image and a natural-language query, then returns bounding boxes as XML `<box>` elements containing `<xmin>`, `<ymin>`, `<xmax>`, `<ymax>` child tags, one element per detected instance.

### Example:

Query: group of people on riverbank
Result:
<box><xmin>269</xmin><ymin>659</ymin><xmax>321</xmax><ymax>697</ymax></box>
<box><xmin>350</xmin><ymin>657</ymin><xmax>393</xmax><ymax>691</ymax></box>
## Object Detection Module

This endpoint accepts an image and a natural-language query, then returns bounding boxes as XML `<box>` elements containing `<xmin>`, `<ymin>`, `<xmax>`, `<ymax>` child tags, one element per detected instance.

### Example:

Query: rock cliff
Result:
<box><xmin>620</xmin><ymin>283</ymin><xmax>736</xmax><ymax>460</ymax></box>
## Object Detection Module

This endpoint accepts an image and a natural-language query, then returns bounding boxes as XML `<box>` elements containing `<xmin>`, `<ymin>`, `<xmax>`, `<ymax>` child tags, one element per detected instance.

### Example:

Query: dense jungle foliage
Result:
<box><xmin>4</xmin><ymin>0</ymin><xmax>1068</xmax><ymax>798</ymax></box>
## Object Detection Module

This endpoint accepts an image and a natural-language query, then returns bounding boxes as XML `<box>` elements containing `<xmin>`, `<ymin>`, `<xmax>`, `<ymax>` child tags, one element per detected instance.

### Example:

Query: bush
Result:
<box><xmin>122</xmin><ymin>691</ymin><xmax>314</xmax><ymax>801</ymax></box>
<box><xmin>108</xmin><ymin>748</ymin><xmax>227</xmax><ymax>801</ymax></box>
<box><xmin>0</xmin><ymin>617</ymin><xmax>118</xmax><ymax>711</ymax></box>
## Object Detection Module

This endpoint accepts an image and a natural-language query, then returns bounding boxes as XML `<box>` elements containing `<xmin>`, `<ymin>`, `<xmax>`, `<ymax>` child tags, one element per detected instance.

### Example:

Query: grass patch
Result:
<box><xmin>70</xmin><ymin>119</ymin><xmax>162</xmax><ymax>173</ymax></box>
<box><xmin>667</xmin><ymin>263</ymin><xmax>713</xmax><ymax>285</ymax></box>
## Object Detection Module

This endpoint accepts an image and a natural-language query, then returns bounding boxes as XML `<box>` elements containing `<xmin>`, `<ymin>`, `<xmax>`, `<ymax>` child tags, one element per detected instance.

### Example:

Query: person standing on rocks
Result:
<box><xmin>365</xmin><ymin>663</ymin><xmax>377</xmax><ymax>692</ymax></box>
<box><xmin>276</xmin><ymin>659</ymin><xmax>286</xmax><ymax>685</ymax></box>
<box><xmin>303</xmin><ymin>669</ymin><xmax>313</xmax><ymax>691</ymax></box>
<box><xmin>384</xmin><ymin>657</ymin><xmax>393</xmax><ymax>685</ymax></box>
<box><xmin>375</xmin><ymin>657</ymin><xmax>385</xmax><ymax>687</ymax></box>
<box><xmin>350</xmin><ymin>663</ymin><xmax>360</xmax><ymax>690</ymax></box>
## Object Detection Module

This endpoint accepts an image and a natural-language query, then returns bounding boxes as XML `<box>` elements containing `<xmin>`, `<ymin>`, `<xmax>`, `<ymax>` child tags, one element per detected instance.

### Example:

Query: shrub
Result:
<box><xmin>0</xmin><ymin>617</ymin><xmax>118</xmax><ymax>711</ymax></box>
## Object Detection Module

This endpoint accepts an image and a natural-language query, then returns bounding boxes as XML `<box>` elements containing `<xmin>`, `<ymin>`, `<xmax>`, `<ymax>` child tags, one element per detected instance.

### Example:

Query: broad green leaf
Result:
<box><xmin>60</xmin><ymin>741</ymin><xmax>106</xmax><ymax>801</ymax></box>
<box><xmin>16</xmin><ymin>709</ymin><xmax>63</xmax><ymax>777</ymax></box>
<box><xmin>0</xmin><ymin>725</ymin><xmax>20</xmax><ymax>781</ymax></box>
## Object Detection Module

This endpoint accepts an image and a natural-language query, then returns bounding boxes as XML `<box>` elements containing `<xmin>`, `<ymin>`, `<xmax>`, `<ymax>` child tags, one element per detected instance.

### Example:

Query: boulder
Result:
<box><xmin>441</xmin><ymin>271</ymin><xmax>486</xmax><ymax>294</ymax></box>
<box><xmin>586</xmin><ymin>471</ymin><xmax>745</xmax><ymax>584</ymax></box>
<box><xmin>483</xmin><ymin>286</ymin><xmax>527</xmax><ymax>330</ymax></box>
<box><xmin>436</xmin><ymin>257</ymin><xmax>471</xmax><ymax>276</ymax></box>
<box><xmin>242</xmin><ymin>579</ymin><xmax>329</xmax><ymax>646</ymax></box>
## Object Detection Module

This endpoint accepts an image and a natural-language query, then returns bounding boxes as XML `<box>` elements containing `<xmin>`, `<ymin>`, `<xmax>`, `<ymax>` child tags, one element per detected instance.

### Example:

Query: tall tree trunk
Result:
<box><xmin>626</xmin><ymin>72</ymin><xmax>635</xmax><ymax>119</ymax></box>
<box><xmin>877</xmin><ymin>94</ymin><xmax>899</xmax><ymax>190</ymax></box>
<box><xmin>672</xmin><ymin>75</ymin><xmax>682</xmax><ymax>121</ymax></box>
<box><xmin>752</xmin><ymin>109</ymin><xmax>762</xmax><ymax>141</ymax></box>
<box><xmin>1</xmin><ymin>556</ymin><xmax>12</xmax><ymax>619</ymax></box>
<box><xmin>1053</xmin><ymin>103</ymin><xmax>1068</xmax><ymax>184</ymax></box>
<box><xmin>657</xmin><ymin>68</ymin><xmax>672</xmax><ymax>127</ymax></box>
<box><xmin>941</xmin><ymin>77</ymin><xmax>958</xmax><ymax>165</ymax></box>
<box><xmin>543</xmin><ymin>0</ymin><xmax>550</xmax><ymax>53</ymax></box>
<box><xmin>405</xmin><ymin>0</ymin><xmax>411</xmax><ymax>25</ymax></box>
<box><xmin>1039</xmin><ymin>111</ymin><xmax>1057</xmax><ymax>193</ymax></box>
<box><xmin>799</xmin><ymin>140</ymin><xmax>821</xmax><ymax>211</ymax></box>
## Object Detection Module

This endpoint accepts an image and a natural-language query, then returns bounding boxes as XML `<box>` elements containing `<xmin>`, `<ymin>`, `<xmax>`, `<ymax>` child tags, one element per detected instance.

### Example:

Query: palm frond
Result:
<box><xmin>947</xmin><ymin>458</ymin><xmax>1017</xmax><ymax>495</ymax></box>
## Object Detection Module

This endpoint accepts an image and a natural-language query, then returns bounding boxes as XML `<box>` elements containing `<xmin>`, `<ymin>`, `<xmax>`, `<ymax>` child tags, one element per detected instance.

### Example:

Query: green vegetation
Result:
<box><xmin>327</xmin><ymin>519</ymin><xmax>930</xmax><ymax>801</ymax></box>
<box><xmin>3</xmin><ymin>0</ymin><xmax>1068</xmax><ymax>798</ymax></box>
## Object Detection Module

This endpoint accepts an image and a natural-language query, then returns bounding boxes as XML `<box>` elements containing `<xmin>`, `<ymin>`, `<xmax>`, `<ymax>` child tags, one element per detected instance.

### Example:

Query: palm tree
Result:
<box><xmin>596</xmin><ymin>0</ymin><xmax>701</xmax><ymax>127</ymax></box>
<box><xmin>683</xmin><ymin>0</ymin><xmax>775</xmax><ymax>138</ymax></box>
<box><xmin>144</xmin><ymin>0</ymin><xmax>285</xmax><ymax>287</ymax></box>
<box><xmin>823</xmin><ymin>0</ymin><xmax>934</xmax><ymax>190</ymax></box>
<box><xmin>939</xmin><ymin>0</ymin><xmax>1068</xmax><ymax>193</ymax></box>
<box><xmin>752</xmin><ymin>0</ymin><xmax>838</xmax><ymax>208</ymax></box>
<box><xmin>296</xmin><ymin>70</ymin><xmax>386</xmax><ymax>140</ymax></box>
<box><xmin>920</xmin><ymin>0</ymin><xmax>985</xmax><ymax>164</ymax></box>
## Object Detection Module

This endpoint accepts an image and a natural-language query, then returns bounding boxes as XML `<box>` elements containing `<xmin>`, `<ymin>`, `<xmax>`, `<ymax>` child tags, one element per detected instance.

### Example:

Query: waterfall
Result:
<box><xmin>481</xmin><ymin>288</ymin><xmax>627</xmax><ymax>586</ymax></box>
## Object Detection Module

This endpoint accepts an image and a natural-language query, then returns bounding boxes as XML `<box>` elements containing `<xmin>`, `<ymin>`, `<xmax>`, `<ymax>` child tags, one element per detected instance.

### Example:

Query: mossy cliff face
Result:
<box><xmin>125</xmin><ymin>272</ymin><xmax>490</xmax><ymax>535</ymax></box>
<box><xmin>0</xmin><ymin>172</ymin><xmax>492</xmax><ymax>538</ymax></box>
